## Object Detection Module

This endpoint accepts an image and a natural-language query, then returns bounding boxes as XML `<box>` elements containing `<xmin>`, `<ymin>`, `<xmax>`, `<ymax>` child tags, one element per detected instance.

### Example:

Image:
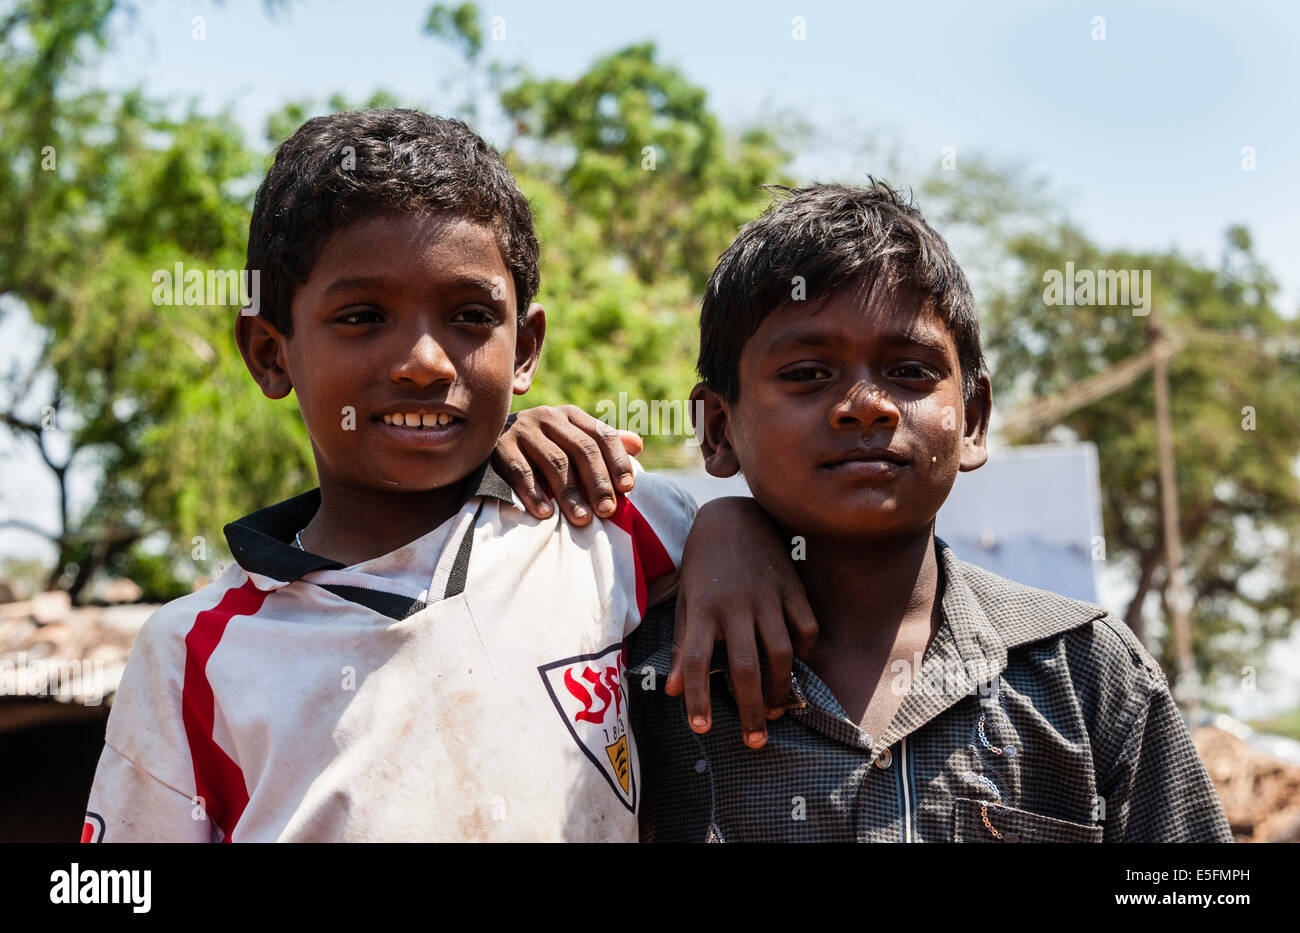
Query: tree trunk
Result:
<box><xmin>1124</xmin><ymin>546</ymin><xmax>1162</xmax><ymax>647</ymax></box>
<box><xmin>57</xmin><ymin>535</ymin><xmax>138</xmax><ymax>605</ymax></box>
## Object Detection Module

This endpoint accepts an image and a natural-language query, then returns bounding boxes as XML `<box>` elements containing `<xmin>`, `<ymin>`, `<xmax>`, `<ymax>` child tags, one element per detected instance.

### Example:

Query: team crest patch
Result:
<box><xmin>539</xmin><ymin>643</ymin><xmax>637</xmax><ymax>812</ymax></box>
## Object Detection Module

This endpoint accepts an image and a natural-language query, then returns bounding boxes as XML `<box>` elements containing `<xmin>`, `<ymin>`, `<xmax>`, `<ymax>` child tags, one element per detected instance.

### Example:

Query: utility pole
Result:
<box><xmin>1149</xmin><ymin>304</ymin><xmax>1200</xmax><ymax>717</ymax></box>
<box><xmin>999</xmin><ymin>317</ymin><xmax>1297</xmax><ymax>719</ymax></box>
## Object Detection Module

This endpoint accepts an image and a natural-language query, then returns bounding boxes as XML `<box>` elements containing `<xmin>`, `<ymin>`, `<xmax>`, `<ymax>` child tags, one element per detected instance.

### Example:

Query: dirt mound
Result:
<box><xmin>1192</xmin><ymin>725</ymin><xmax>1300</xmax><ymax>842</ymax></box>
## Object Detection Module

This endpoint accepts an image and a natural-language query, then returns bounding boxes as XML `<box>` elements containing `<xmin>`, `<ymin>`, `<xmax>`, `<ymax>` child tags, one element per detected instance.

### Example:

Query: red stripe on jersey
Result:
<box><xmin>182</xmin><ymin>579</ymin><xmax>267</xmax><ymax>843</ymax></box>
<box><xmin>608</xmin><ymin>494</ymin><xmax>676</xmax><ymax>617</ymax></box>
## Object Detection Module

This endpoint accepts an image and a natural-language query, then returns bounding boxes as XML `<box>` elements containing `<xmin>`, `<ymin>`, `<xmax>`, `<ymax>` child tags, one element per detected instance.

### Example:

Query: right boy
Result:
<box><xmin>630</xmin><ymin>182</ymin><xmax>1232</xmax><ymax>842</ymax></box>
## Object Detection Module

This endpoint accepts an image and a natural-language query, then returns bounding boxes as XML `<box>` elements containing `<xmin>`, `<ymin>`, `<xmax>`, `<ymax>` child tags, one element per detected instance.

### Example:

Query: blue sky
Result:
<box><xmin>91</xmin><ymin>0</ymin><xmax>1300</xmax><ymax>309</ymax></box>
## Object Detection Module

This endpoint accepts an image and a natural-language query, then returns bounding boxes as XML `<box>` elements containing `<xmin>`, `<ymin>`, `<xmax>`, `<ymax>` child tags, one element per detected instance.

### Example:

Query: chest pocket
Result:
<box><xmin>951</xmin><ymin>797</ymin><xmax>1104</xmax><ymax>843</ymax></box>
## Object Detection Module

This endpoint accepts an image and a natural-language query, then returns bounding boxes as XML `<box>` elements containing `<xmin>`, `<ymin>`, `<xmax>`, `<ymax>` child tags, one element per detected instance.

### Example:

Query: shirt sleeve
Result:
<box><xmin>84</xmin><ymin>743</ymin><xmax>214</xmax><ymax>843</ymax></box>
<box><xmin>83</xmin><ymin>594</ymin><xmax>222</xmax><ymax>843</ymax></box>
<box><xmin>614</xmin><ymin>459</ymin><xmax>698</xmax><ymax>630</ymax></box>
<box><xmin>1097</xmin><ymin>665</ymin><xmax>1234</xmax><ymax>843</ymax></box>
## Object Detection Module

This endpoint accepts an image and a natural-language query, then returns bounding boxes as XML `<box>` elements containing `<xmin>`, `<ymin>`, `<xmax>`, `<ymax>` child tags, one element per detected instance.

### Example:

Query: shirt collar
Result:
<box><xmin>222</xmin><ymin>457</ymin><xmax>520</xmax><ymax>586</ymax></box>
<box><xmin>666</xmin><ymin>535</ymin><xmax>1107</xmax><ymax>752</ymax></box>
<box><xmin>866</xmin><ymin>536</ymin><xmax>1106</xmax><ymax>754</ymax></box>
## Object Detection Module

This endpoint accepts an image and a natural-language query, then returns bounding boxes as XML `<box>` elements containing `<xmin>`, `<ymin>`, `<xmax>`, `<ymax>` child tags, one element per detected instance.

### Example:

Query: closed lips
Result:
<box><xmin>821</xmin><ymin>449</ymin><xmax>908</xmax><ymax>466</ymax></box>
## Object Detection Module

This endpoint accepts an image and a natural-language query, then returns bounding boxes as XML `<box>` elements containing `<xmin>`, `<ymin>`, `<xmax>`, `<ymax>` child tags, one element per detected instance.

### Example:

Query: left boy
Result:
<box><xmin>82</xmin><ymin>110</ymin><xmax>707</xmax><ymax>841</ymax></box>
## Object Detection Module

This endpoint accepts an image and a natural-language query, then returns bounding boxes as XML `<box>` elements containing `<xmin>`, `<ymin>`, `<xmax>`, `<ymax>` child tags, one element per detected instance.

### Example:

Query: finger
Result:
<box><xmin>755</xmin><ymin>604</ymin><xmax>794</xmax><ymax>714</ymax></box>
<box><xmin>722</xmin><ymin>619</ymin><xmax>769</xmax><ymax>749</ymax></box>
<box><xmin>558</xmin><ymin>405</ymin><xmax>635</xmax><ymax>502</ymax></box>
<box><xmin>518</xmin><ymin>432</ymin><xmax>591</xmax><ymax>525</ymax></box>
<box><xmin>678</xmin><ymin>610</ymin><xmax>718</xmax><ymax>735</ymax></box>
<box><xmin>782</xmin><ymin>588</ymin><xmax>820</xmax><ymax>659</ymax></box>
<box><xmin>618</xmin><ymin>430</ymin><xmax>644</xmax><ymax>459</ymax></box>
<box><xmin>666</xmin><ymin>593</ymin><xmax>687</xmax><ymax>697</ymax></box>
<box><xmin>542</xmin><ymin>416</ymin><xmax>618</xmax><ymax>518</ymax></box>
<box><xmin>491</xmin><ymin>439</ymin><xmax>554</xmax><ymax>520</ymax></box>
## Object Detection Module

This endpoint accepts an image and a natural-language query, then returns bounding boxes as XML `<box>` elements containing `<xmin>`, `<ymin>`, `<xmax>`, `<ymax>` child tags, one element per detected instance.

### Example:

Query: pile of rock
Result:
<box><xmin>0</xmin><ymin>591</ymin><xmax>157</xmax><ymax>732</ymax></box>
<box><xmin>1192</xmin><ymin>725</ymin><xmax>1300</xmax><ymax>842</ymax></box>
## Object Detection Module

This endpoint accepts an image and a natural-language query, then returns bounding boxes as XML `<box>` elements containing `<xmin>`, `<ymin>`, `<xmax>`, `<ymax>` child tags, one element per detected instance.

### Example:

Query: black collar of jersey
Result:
<box><xmin>223</xmin><ymin>457</ymin><xmax>516</xmax><ymax>585</ymax></box>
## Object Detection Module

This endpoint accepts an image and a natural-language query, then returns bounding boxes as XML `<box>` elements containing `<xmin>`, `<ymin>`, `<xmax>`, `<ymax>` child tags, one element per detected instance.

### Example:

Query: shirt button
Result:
<box><xmin>875</xmin><ymin>747</ymin><xmax>893</xmax><ymax>769</ymax></box>
<box><xmin>694</xmin><ymin>759</ymin><xmax>708</xmax><ymax>773</ymax></box>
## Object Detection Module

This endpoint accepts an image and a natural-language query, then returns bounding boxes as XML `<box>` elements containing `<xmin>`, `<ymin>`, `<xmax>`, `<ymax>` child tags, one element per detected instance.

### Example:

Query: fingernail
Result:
<box><xmin>573</xmin><ymin>506</ymin><xmax>588</xmax><ymax>518</ymax></box>
<box><xmin>618</xmin><ymin>474</ymin><xmax>633</xmax><ymax>490</ymax></box>
<box><xmin>597</xmin><ymin>498</ymin><xmax>615</xmax><ymax>515</ymax></box>
<box><xmin>766</xmin><ymin>708</ymin><xmax>783</xmax><ymax>720</ymax></box>
<box><xmin>691</xmin><ymin>715</ymin><xmax>708</xmax><ymax>730</ymax></box>
<box><xmin>538</xmin><ymin>502</ymin><xmax>552</xmax><ymax>516</ymax></box>
<box><xmin>746</xmin><ymin>730</ymin><xmax>766</xmax><ymax>747</ymax></box>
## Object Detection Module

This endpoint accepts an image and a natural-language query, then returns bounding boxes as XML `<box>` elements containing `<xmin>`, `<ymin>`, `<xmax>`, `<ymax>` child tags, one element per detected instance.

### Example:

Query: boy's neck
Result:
<box><xmin>299</xmin><ymin>475</ymin><xmax>473</xmax><ymax>567</ymax></box>
<box><xmin>791</xmin><ymin>523</ymin><xmax>943</xmax><ymax>652</ymax></box>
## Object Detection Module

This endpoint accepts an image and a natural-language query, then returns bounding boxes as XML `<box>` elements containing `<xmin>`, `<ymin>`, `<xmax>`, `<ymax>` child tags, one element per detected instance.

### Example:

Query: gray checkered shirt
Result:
<box><xmin>627</xmin><ymin>538</ymin><xmax>1233</xmax><ymax>843</ymax></box>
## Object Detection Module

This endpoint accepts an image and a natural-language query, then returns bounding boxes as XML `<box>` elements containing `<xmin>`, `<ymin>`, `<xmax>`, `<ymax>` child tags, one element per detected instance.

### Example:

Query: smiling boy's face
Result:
<box><xmin>237</xmin><ymin>210</ymin><xmax>543</xmax><ymax>495</ymax></box>
<box><xmin>693</xmin><ymin>283</ymin><xmax>990</xmax><ymax>541</ymax></box>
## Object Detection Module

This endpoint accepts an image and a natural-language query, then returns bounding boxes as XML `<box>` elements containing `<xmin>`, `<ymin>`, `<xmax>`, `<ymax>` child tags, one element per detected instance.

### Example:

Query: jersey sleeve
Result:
<box><xmin>83</xmin><ymin>744</ymin><xmax>212</xmax><ymax>842</ymax></box>
<box><xmin>83</xmin><ymin>594</ymin><xmax>221</xmax><ymax>842</ymax></box>
<box><xmin>610</xmin><ymin>458</ymin><xmax>698</xmax><ymax>635</ymax></box>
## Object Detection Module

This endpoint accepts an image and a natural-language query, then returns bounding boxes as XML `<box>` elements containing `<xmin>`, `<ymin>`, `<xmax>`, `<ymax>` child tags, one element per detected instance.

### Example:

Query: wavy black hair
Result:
<box><xmin>698</xmin><ymin>180</ymin><xmax>986</xmax><ymax>403</ymax></box>
<box><xmin>246</xmin><ymin>108</ymin><xmax>539</xmax><ymax>333</ymax></box>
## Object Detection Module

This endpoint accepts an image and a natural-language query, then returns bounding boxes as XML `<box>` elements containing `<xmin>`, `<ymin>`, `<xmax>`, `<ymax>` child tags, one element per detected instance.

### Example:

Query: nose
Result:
<box><xmin>829</xmin><ymin>378</ymin><xmax>900</xmax><ymax>431</ymax></box>
<box><xmin>389</xmin><ymin>331</ymin><xmax>456</xmax><ymax>388</ymax></box>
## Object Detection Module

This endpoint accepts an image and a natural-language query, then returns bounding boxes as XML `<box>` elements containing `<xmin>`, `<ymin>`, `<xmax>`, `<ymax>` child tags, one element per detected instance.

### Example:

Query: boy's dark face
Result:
<box><xmin>237</xmin><ymin>211</ymin><xmax>543</xmax><ymax>495</ymax></box>
<box><xmin>693</xmin><ymin>284</ymin><xmax>990</xmax><ymax>541</ymax></box>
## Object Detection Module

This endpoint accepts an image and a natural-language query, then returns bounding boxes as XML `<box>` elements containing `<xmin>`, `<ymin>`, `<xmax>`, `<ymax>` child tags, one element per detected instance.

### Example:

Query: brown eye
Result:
<box><xmin>781</xmin><ymin>367</ymin><xmax>830</xmax><ymax>382</ymax></box>
<box><xmin>453</xmin><ymin>306</ymin><xmax>498</xmax><ymax>327</ymax></box>
<box><xmin>891</xmin><ymin>363</ymin><xmax>939</xmax><ymax>381</ymax></box>
<box><xmin>338</xmin><ymin>307</ymin><xmax>382</xmax><ymax>325</ymax></box>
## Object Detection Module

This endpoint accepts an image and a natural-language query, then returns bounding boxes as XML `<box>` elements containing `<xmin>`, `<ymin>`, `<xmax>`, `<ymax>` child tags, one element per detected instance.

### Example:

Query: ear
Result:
<box><xmin>512</xmin><ymin>303</ymin><xmax>546</xmax><ymax>395</ymax></box>
<box><xmin>959</xmin><ymin>374</ymin><xmax>992</xmax><ymax>472</ymax></box>
<box><xmin>689</xmin><ymin>382</ymin><xmax>741</xmax><ymax>477</ymax></box>
<box><xmin>235</xmin><ymin>308</ymin><xmax>293</xmax><ymax>400</ymax></box>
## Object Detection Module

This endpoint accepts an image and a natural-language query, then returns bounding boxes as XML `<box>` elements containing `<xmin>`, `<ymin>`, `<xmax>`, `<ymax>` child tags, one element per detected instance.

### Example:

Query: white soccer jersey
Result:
<box><xmin>82</xmin><ymin>458</ymin><xmax>696</xmax><ymax>842</ymax></box>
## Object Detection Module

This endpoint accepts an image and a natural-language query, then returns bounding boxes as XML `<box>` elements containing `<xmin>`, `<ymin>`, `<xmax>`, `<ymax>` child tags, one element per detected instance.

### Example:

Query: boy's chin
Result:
<box><xmin>773</xmin><ymin>503</ymin><xmax>933</xmax><ymax>543</ymax></box>
<box><xmin>347</xmin><ymin>457</ymin><xmax>484</xmax><ymax>494</ymax></box>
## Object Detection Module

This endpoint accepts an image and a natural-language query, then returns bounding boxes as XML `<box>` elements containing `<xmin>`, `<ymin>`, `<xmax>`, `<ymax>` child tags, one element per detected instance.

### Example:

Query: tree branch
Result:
<box><xmin>0</xmin><ymin>518</ymin><xmax>60</xmax><ymax>542</ymax></box>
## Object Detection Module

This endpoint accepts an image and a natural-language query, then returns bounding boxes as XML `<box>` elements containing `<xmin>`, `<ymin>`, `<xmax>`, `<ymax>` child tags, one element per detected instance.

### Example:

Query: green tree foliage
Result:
<box><xmin>425</xmin><ymin>1</ymin><xmax>482</xmax><ymax>60</ymax></box>
<box><xmin>983</xmin><ymin>222</ymin><xmax>1300</xmax><ymax>682</ymax></box>
<box><xmin>1</xmin><ymin>0</ymin><xmax>313</xmax><ymax>600</ymax></box>
<box><xmin>501</xmin><ymin>42</ymin><xmax>793</xmax><ymax>292</ymax></box>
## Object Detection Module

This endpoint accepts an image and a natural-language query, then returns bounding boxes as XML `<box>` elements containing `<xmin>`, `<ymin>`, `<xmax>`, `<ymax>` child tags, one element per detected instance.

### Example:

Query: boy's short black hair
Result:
<box><xmin>698</xmin><ymin>181</ymin><xmax>986</xmax><ymax>403</ymax></box>
<box><xmin>246</xmin><ymin>108</ymin><xmax>539</xmax><ymax>334</ymax></box>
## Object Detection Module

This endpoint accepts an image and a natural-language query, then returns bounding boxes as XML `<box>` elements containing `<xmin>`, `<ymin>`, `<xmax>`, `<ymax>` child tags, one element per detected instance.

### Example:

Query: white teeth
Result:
<box><xmin>383</xmin><ymin>412</ymin><xmax>458</xmax><ymax>428</ymax></box>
